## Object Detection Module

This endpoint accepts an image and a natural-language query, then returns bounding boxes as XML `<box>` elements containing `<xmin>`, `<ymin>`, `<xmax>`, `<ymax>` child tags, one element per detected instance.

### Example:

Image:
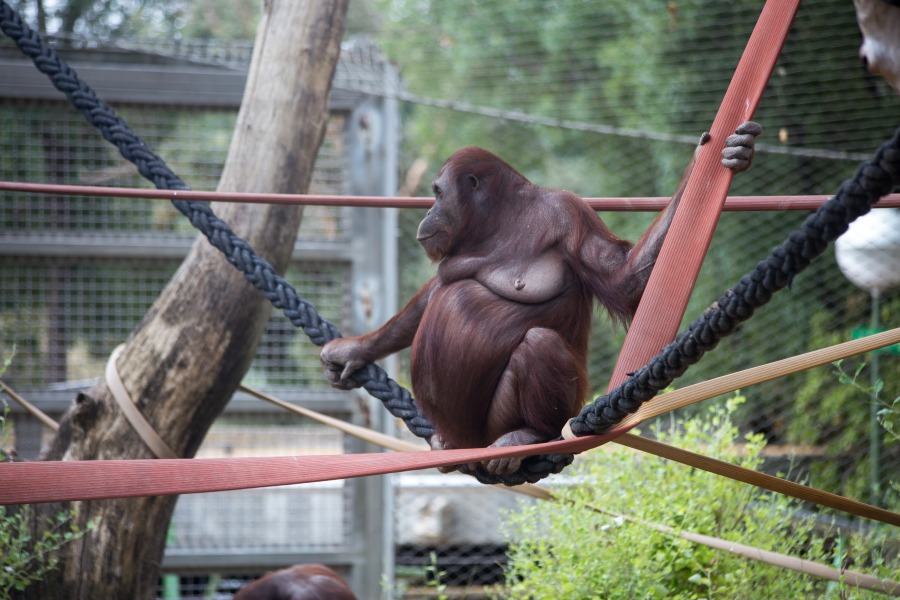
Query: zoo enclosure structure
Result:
<box><xmin>4</xmin><ymin>2</ymin><xmax>900</xmax><ymax>593</ymax></box>
<box><xmin>0</xmin><ymin>35</ymin><xmax>402</xmax><ymax>595</ymax></box>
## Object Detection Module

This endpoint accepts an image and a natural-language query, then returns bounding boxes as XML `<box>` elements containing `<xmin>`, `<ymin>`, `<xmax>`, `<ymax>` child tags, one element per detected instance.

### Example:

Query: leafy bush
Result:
<box><xmin>0</xmin><ymin>504</ymin><xmax>94</xmax><ymax>596</ymax></box>
<box><xmin>501</xmin><ymin>396</ymin><xmax>899</xmax><ymax>599</ymax></box>
<box><xmin>0</xmin><ymin>351</ymin><xmax>95</xmax><ymax>597</ymax></box>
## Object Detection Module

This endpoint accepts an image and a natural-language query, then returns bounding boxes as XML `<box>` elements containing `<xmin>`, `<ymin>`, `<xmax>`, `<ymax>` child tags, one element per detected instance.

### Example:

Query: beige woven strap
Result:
<box><xmin>620</xmin><ymin>326</ymin><xmax>900</xmax><ymax>427</ymax></box>
<box><xmin>617</xmin><ymin>434</ymin><xmax>900</xmax><ymax>527</ymax></box>
<box><xmin>564</xmin><ymin>328</ymin><xmax>900</xmax><ymax>440</ymax></box>
<box><xmin>581</xmin><ymin>497</ymin><xmax>900</xmax><ymax>594</ymax></box>
<box><xmin>526</xmin><ymin>481</ymin><xmax>900</xmax><ymax>594</ymax></box>
<box><xmin>238</xmin><ymin>384</ymin><xmax>427</xmax><ymax>452</ymax></box>
<box><xmin>241</xmin><ymin>386</ymin><xmax>899</xmax><ymax>593</ymax></box>
<box><xmin>0</xmin><ymin>378</ymin><xmax>59</xmax><ymax>431</ymax></box>
<box><xmin>540</xmin><ymin>427</ymin><xmax>900</xmax><ymax>526</ymax></box>
<box><xmin>105</xmin><ymin>345</ymin><xmax>178</xmax><ymax>459</ymax></box>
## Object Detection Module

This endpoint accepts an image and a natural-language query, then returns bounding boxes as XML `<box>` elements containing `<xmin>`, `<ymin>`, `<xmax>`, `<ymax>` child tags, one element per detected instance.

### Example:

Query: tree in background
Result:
<box><xmin>4</xmin><ymin>5</ymin><xmax>899</xmax><ymax>594</ymax></box>
<box><xmin>6</xmin><ymin>2</ymin><xmax>350</xmax><ymax>598</ymax></box>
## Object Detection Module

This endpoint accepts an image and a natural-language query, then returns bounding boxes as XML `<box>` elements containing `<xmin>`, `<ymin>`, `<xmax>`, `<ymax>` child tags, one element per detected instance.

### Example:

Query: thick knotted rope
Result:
<box><xmin>568</xmin><ymin>130</ymin><xmax>900</xmax><ymax>439</ymax></box>
<box><xmin>4</xmin><ymin>1</ymin><xmax>898</xmax><ymax>486</ymax></box>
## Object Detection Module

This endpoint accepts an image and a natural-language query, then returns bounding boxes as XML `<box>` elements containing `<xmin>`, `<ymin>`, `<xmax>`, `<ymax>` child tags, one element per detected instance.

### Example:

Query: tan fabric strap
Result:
<box><xmin>241</xmin><ymin>385</ymin><xmax>900</xmax><ymax>594</ymax></box>
<box><xmin>0</xmin><ymin>378</ymin><xmax>59</xmax><ymax>431</ymax></box>
<box><xmin>242</xmin><ymin>383</ymin><xmax>900</xmax><ymax>527</ymax></box>
<box><xmin>616</xmin><ymin>434</ymin><xmax>900</xmax><ymax>527</ymax></box>
<box><xmin>105</xmin><ymin>345</ymin><xmax>178</xmax><ymax>459</ymax></box>
<box><xmin>237</xmin><ymin>384</ymin><xmax>425</xmax><ymax>453</ymax></box>
<box><xmin>621</xmin><ymin>326</ymin><xmax>900</xmax><ymax>428</ymax></box>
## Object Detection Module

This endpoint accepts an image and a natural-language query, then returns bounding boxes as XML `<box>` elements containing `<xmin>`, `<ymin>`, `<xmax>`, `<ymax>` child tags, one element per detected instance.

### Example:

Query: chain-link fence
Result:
<box><xmin>387</xmin><ymin>1</ymin><xmax>900</xmax><ymax>591</ymax></box>
<box><xmin>0</xmin><ymin>33</ymin><xmax>394</xmax><ymax>597</ymax></box>
<box><xmin>2</xmin><ymin>1</ymin><xmax>900</xmax><ymax>596</ymax></box>
<box><xmin>0</xmin><ymin>100</ymin><xmax>351</xmax><ymax>390</ymax></box>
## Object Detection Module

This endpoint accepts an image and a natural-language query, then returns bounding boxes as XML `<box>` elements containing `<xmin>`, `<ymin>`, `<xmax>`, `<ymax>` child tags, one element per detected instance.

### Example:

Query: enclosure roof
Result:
<box><xmin>0</xmin><ymin>34</ymin><xmax>400</xmax><ymax>109</ymax></box>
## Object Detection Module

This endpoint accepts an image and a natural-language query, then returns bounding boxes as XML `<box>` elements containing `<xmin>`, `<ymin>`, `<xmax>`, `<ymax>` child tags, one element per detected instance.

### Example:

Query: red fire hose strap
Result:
<box><xmin>609</xmin><ymin>0</ymin><xmax>802</xmax><ymax>389</ymax></box>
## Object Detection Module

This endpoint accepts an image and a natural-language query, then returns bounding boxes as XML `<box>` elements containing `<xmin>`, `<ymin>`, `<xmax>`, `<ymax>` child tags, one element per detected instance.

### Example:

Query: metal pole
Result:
<box><xmin>379</xmin><ymin>59</ymin><xmax>401</xmax><ymax>597</ymax></box>
<box><xmin>869</xmin><ymin>290</ymin><xmax>883</xmax><ymax>506</ymax></box>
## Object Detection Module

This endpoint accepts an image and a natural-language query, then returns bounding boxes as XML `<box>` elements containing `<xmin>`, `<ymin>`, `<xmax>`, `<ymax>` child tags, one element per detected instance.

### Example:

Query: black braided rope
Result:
<box><xmin>0</xmin><ymin>2</ymin><xmax>435</xmax><ymax>440</ymax></box>
<box><xmin>570</xmin><ymin>129</ymin><xmax>900</xmax><ymax>436</ymax></box>
<box><xmin>5</xmin><ymin>2</ymin><xmax>899</xmax><ymax>487</ymax></box>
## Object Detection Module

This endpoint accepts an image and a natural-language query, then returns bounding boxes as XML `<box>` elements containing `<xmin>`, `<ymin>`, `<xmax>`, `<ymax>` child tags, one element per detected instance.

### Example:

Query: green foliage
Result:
<box><xmin>0</xmin><ymin>505</ymin><xmax>95</xmax><ymax>597</ymax></box>
<box><xmin>0</xmin><ymin>351</ymin><xmax>96</xmax><ymax>598</ymax></box>
<box><xmin>831</xmin><ymin>359</ymin><xmax>900</xmax><ymax>501</ymax></box>
<box><xmin>424</xmin><ymin>552</ymin><xmax>449</xmax><ymax>600</ymax></box>
<box><xmin>834</xmin><ymin>361</ymin><xmax>900</xmax><ymax>445</ymax></box>
<box><xmin>876</xmin><ymin>384</ymin><xmax>900</xmax><ymax>447</ymax></box>
<box><xmin>786</xmin><ymin>310</ymin><xmax>900</xmax><ymax>507</ymax></box>
<box><xmin>0</xmin><ymin>347</ymin><xmax>17</xmax><ymax>461</ymax></box>
<box><xmin>500</xmin><ymin>396</ymin><xmax>899</xmax><ymax>599</ymax></box>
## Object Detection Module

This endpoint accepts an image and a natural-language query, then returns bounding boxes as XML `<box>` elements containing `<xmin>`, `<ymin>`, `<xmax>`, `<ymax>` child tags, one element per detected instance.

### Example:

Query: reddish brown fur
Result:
<box><xmin>407</xmin><ymin>148</ymin><xmax>652</xmax><ymax>451</ymax></box>
<box><xmin>233</xmin><ymin>564</ymin><xmax>357</xmax><ymax>600</ymax></box>
<box><xmin>321</xmin><ymin>136</ymin><xmax>756</xmax><ymax>474</ymax></box>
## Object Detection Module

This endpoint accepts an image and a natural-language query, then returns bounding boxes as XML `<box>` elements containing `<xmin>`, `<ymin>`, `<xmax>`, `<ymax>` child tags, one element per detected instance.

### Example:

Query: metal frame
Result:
<box><xmin>0</xmin><ymin>39</ymin><xmax>400</xmax><ymax>596</ymax></box>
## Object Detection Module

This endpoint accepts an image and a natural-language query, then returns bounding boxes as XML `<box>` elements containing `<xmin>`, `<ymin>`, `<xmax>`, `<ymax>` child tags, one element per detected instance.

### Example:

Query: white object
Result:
<box><xmin>835</xmin><ymin>208</ymin><xmax>900</xmax><ymax>295</ymax></box>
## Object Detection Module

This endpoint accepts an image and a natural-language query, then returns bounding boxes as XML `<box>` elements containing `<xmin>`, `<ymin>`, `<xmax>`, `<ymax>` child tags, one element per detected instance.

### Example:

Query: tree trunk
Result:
<box><xmin>20</xmin><ymin>2</ymin><xmax>349</xmax><ymax>598</ymax></box>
